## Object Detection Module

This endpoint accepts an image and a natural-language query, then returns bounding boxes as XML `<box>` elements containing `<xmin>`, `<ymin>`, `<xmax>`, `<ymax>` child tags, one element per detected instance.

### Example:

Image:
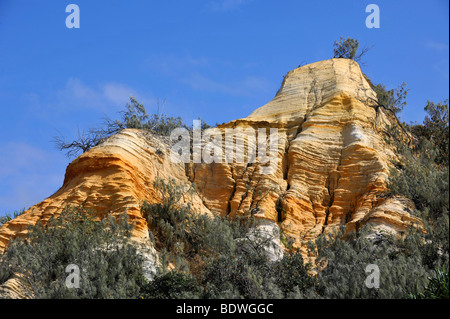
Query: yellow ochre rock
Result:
<box><xmin>0</xmin><ymin>59</ymin><xmax>421</xmax><ymax>255</ymax></box>
<box><xmin>0</xmin><ymin>129</ymin><xmax>210</xmax><ymax>253</ymax></box>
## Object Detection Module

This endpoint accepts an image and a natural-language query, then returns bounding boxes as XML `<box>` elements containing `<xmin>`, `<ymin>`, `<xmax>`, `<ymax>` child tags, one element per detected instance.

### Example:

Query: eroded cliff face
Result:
<box><xmin>0</xmin><ymin>59</ymin><xmax>421</xmax><ymax>257</ymax></box>
<box><xmin>190</xmin><ymin>59</ymin><xmax>421</xmax><ymax>256</ymax></box>
<box><xmin>0</xmin><ymin>130</ymin><xmax>210</xmax><ymax>253</ymax></box>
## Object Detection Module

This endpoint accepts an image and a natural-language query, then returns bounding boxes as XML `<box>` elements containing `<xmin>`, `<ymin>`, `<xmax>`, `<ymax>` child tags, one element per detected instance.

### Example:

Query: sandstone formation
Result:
<box><xmin>0</xmin><ymin>59</ymin><xmax>422</xmax><ymax>261</ymax></box>
<box><xmin>0</xmin><ymin>130</ymin><xmax>210</xmax><ymax>253</ymax></box>
<box><xmin>191</xmin><ymin>59</ymin><xmax>421</xmax><ymax>256</ymax></box>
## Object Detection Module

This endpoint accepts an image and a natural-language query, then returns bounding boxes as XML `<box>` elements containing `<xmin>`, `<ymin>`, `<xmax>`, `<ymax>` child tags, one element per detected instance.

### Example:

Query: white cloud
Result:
<box><xmin>0</xmin><ymin>142</ymin><xmax>47</xmax><ymax>178</ymax></box>
<box><xmin>102</xmin><ymin>82</ymin><xmax>139</xmax><ymax>106</ymax></box>
<box><xmin>54</xmin><ymin>78</ymin><xmax>105</xmax><ymax>112</ymax></box>
<box><xmin>423</xmin><ymin>42</ymin><xmax>449</xmax><ymax>79</ymax></box>
<box><xmin>144</xmin><ymin>53</ymin><xmax>271</xmax><ymax>97</ymax></box>
<box><xmin>425</xmin><ymin>41</ymin><xmax>449</xmax><ymax>52</ymax></box>
<box><xmin>184</xmin><ymin>73</ymin><xmax>232</xmax><ymax>94</ymax></box>
<box><xmin>183</xmin><ymin>73</ymin><xmax>271</xmax><ymax>96</ymax></box>
<box><xmin>49</xmin><ymin>78</ymin><xmax>153</xmax><ymax>114</ymax></box>
<box><xmin>66</xmin><ymin>78</ymin><xmax>102</xmax><ymax>104</ymax></box>
<box><xmin>433</xmin><ymin>59</ymin><xmax>449</xmax><ymax>79</ymax></box>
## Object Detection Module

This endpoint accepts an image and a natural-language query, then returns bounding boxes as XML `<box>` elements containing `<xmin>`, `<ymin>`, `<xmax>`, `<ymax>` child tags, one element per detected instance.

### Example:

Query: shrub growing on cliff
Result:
<box><xmin>200</xmin><ymin>248</ymin><xmax>317</xmax><ymax>299</ymax></box>
<box><xmin>408</xmin><ymin>266</ymin><xmax>449</xmax><ymax>299</ymax></box>
<box><xmin>118</xmin><ymin>97</ymin><xmax>185</xmax><ymax>135</ymax></box>
<box><xmin>385</xmin><ymin>136</ymin><xmax>449</xmax><ymax>294</ymax></box>
<box><xmin>54</xmin><ymin>96</ymin><xmax>186</xmax><ymax>158</ymax></box>
<box><xmin>381</xmin><ymin>100</ymin><xmax>449</xmax><ymax>297</ymax></box>
<box><xmin>141</xmin><ymin>178</ymin><xmax>317</xmax><ymax>299</ymax></box>
<box><xmin>388</xmin><ymin>141</ymin><xmax>449</xmax><ymax>219</ymax></box>
<box><xmin>373</xmin><ymin>82</ymin><xmax>408</xmax><ymax>115</ymax></box>
<box><xmin>140</xmin><ymin>271</ymin><xmax>202</xmax><ymax>299</ymax></box>
<box><xmin>387</xmin><ymin>99</ymin><xmax>449</xmax><ymax>221</ymax></box>
<box><xmin>0</xmin><ymin>207</ymin><xmax>147</xmax><ymax>298</ymax></box>
<box><xmin>143</xmin><ymin>178</ymin><xmax>245</xmax><ymax>271</ymax></box>
<box><xmin>309</xmin><ymin>226</ymin><xmax>435</xmax><ymax>299</ymax></box>
<box><xmin>0</xmin><ymin>209</ymin><xmax>25</xmax><ymax>227</ymax></box>
<box><xmin>411</xmin><ymin>99</ymin><xmax>449</xmax><ymax>166</ymax></box>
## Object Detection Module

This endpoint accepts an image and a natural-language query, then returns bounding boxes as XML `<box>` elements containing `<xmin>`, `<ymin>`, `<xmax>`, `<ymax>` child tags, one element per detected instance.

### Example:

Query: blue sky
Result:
<box><xmin>0</xmin><ymin>0</ymin><xmax>448</xmax><ymax>215</ymax></box>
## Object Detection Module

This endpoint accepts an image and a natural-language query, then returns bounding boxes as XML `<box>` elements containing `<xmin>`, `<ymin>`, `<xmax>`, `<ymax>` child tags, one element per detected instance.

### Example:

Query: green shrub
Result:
<box><xmin>311</xmin><ymin>227</ymin><xmax>432</xmax><ymax>299</ymax></box>
<box><xmin>273</xmin><ymin>252</ymin><xmax>316</xmax><ymax>296</ymax></box>
<box><xmin>364</xmin><ymin>103</ymin><xmax>449</xmax><ymax>298</ymax></box>
<box><xmin>0</xmin><ymin>207</ymin><xmax>147</xmax><ymax>298</ymax></box>
<box><xmin>0</xmin><ymin>209</ymin><xmax>25</xmax><ymax>227</ymax></box>
<box><xmin>387</xmin><ymin>139</ymin><xmax>449</xmax><ymax>218</ymax></box>
<box><xmin>408</xmin><ymin>267</ymin><xmax>449</xmax><ymax>299</ymax></box>
<box><xmin>333</xmin><ymin>37</ymin><xmax>370</xmax><ymax>62</ymax></box>
<box><xmin>201</xmin><ymin>252</ymin><xmax>278</xmax><ymax>299</ymax></box>
<box><xmin>140</xmin><ymin>271</ymin><xmax>202</xmax><ymax>299</ymax></box>
<box><xmin>411</xmin><ymin>100</ymin><xmax>449</xmax><ymax>166</ymax></box>
<box><xmin>373</xmin><ymin>82</ymin><xmax>408</xmax><ymax>115</ymax></box>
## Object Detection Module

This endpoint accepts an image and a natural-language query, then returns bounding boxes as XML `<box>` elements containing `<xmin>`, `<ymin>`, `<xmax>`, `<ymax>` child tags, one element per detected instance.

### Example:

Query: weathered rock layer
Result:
<box><xmin>0</xmin><ymin>130</ymin><xmax>209</xmax><ymax>253</ymax></box>
<box><xmin>0</xmin><ymin>59</ymin><xmax>421</xmax><ymax>257</ymax></box>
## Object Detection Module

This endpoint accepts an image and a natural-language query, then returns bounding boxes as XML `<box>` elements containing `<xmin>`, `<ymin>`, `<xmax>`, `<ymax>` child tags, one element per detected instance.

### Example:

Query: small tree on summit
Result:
<box><xmin>53</xmin><ymin>96</ymin><xmax>186</xmax><ymax>158</ymax></box>
<box><xmin>333</xmin><ymin>37</ymin><xmax>370</xmax><ymax>62</ymax></box>
<box><xmin>121</xmin><ymin>96</ymin><xmax>149</xmax><ymax>129</ymax></box>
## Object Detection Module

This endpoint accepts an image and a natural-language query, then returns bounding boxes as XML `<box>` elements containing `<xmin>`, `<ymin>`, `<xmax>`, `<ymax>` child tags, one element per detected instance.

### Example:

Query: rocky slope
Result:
<box><xmin>0</xmin><ymin>59</ymin><xmax>421</xmax><ymax>259</ymax></box>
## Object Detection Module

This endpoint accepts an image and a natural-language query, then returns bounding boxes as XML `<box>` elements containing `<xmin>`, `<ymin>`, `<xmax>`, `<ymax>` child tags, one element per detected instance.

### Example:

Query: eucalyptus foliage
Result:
<box><xmin>0</xmin><ymin>207</ymin><xmax>146</xmax><ymax>298</ymax></box>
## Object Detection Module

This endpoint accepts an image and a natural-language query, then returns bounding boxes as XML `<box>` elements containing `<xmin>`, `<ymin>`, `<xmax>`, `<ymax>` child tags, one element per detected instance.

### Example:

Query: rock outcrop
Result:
<box><xmin>0</xmin><ymin>59</ymin><xmax>421</xmax><ymax>259</ymax></box>
<box><xmin>190</xmin><ymin>59</ymin><xmax>421</xmax><ymax>256</ymax></box>
<box><xmin>0</xmin><ymin>129</ymin><xmax>210</xmax><ymax>253</ymax></box>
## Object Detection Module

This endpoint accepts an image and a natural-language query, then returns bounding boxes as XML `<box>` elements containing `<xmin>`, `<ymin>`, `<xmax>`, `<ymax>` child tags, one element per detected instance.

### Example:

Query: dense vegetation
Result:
<box><xmin>0</xmin><ymin>208</ymin><xmax>147</xmax><ymax>298</ymax></box>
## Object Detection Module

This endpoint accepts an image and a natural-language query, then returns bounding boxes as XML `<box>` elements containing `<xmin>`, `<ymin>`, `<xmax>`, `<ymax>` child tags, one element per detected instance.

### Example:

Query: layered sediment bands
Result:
<box><xmin>188</xmin><ymin>59</ymin><xmax>421</xmax><ymax>255</ymax></box>
<box><xmin>0</xmin><ymin>130</ymin><xmax>209</xmax><ymax>253</ymax></box>
<box><xmin>0</xmin><ymin>59</ymin><xmax>421</xmax><ymax>257</ymax></box>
